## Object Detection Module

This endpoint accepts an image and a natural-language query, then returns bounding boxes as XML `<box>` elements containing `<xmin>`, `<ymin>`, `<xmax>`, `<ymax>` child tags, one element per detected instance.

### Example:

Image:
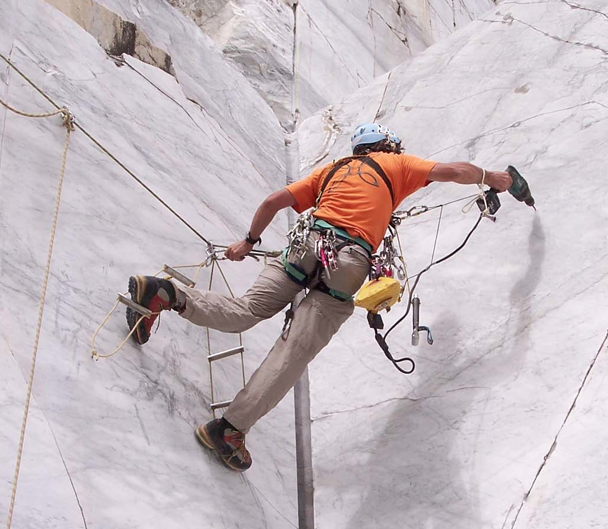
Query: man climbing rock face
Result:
<box><xmin>126</xmin><ymin>123</ymin><xmax>512</xmax><ymax>472</ymax></box>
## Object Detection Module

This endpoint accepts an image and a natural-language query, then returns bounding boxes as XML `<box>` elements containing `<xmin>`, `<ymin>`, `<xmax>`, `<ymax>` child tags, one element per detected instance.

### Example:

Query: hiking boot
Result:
<box><xmin>195</xmin><ymin>419</ymin><xmax>252</xmax><ymax>472</ymax></box>
<box><xmin>126</xmin><ymin>276</ymin><xmax>177</xmax><ymax>345</ymax></box>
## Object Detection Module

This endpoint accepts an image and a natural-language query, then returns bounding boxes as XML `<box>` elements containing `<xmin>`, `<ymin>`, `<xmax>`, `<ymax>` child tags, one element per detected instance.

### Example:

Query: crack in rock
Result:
<box><xmin>299</xmin><ymin>5</ymin><xmax>364</xmax><ymax>85</ymax></box>
<box><xmin>428</xmin><ymin>100</ymin><xmax>608</xmax><ymax>158</ymax></box>
<box><xmin>312</xmin><ymin>394</ymin><xmax>435</xmax><ymax>421</ymax></box>
<box><xmin>48</xmin><ymin>426</ymin><xmax>89</xmax><ymax>528</ymax></box>
<box><xmin>46</xmin><ymin>0</ymin><xmax>176</xmax><ymax>76</ymax></box>
<box><xmin>560</xmin><ymin>0</ymin><xmax>608</xmax><ymax>20</ymax></box>
<box><xmin>509</xmin><ymin>329</ymin><xmax>608</xmax><ymax>528</ymax></box>
<box><xmin>499</xmin><ymin>13</ymin><xmax>608</xmax><ymax>56</ymax></box>
<box><xmin>370</xmin><ymin>7</ymin><xmax>411</xmax><ymax>47</ymax></box>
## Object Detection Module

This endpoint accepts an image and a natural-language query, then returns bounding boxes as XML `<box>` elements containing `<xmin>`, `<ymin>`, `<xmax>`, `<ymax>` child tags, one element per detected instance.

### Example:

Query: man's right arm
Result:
<box><xmin>428</xmin><ymin>162</ymin><xmax>512</xmax><ymax>191</ymax></box>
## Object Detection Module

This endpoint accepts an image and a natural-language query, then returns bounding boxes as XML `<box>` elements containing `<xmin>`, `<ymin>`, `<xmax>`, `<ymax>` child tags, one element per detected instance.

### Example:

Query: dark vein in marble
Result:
<box><xmin>370</xmin><ymin>8</ymin><xmax>411</xmax><ymax>48</ymax></box>
<box><xmin>509</xmin><ymin>15</ymin><xmax>608</xmax><ymax>55</ymax></box>
<box><xmin>428</xmin><ymin>101</ymin><xmax>608</xmax><ymax>158</ymax></box>
<box><xmin>510</xmin><ymin>329</ymin><xmax>608</xmax><ymax>528</ymax></box>
<box><xmin>560</xmin><ymin>0</ymin><xmax>608</xmax><ymax>20</ymax></box>
<box><xmin>299</xmin><ymin>5</ymin><xmax>364</xmax><ymax>84</ymax></box>
<box><xmin>48</xmin><ymin>425</ymin><xmax>89</xmax><ymax>528</ymax></box>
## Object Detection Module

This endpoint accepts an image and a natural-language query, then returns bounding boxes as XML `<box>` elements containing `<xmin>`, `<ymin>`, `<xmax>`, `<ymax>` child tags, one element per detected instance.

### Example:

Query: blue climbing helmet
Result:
<box><xmin>351</xmin><ymin>123</ymin><xmax>401</xmax><ymax>153</ymax></box>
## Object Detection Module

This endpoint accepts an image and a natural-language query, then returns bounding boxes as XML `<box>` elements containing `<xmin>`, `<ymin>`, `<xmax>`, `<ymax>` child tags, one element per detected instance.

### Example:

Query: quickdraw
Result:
<box><xmin>286</xmin><ymin>209</ymin><xmax>315</xmax><ymax>260</ymax></box>
<box><xmin>314</xmin><ymin>229</ymin><xmax>339</xmax><ymax>276</ymax></box>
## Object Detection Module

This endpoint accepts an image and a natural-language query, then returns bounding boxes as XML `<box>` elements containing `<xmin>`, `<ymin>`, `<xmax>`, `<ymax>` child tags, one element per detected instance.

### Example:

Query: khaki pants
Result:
<box><xmin>179</xmin><ymin>231</ymin><xmax>370</xmax><ymax>433</ymax></box>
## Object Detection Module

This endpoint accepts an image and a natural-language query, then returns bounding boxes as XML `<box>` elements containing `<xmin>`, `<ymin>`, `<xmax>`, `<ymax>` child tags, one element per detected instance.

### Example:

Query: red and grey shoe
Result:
<box><xmin>195</xmin><ymin>418</ymin><xmax>252</xmax><ymax>472</ymax></box>
<box><xmin>126</xmin><ymin>276</ymin><xmax>177</xmax><ymax>345</ymax></box>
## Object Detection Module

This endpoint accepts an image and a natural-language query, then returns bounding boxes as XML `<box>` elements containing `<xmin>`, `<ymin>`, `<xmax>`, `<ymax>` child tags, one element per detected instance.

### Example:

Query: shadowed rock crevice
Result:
<box><xmin>45</xmin><ymin>0</ymin><xmax>176</xmax><ymax>76</ymax></box>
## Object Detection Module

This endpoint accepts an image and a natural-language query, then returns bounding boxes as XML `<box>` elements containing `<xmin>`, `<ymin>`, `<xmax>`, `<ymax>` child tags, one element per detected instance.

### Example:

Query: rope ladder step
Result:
<box><xmin>210</xmin><ymin>399</ymin><xmax>234</xmax><ymax>411</ymax></box>
<box><xmin>162</xmin><ymin>264</ymin><xmax>196</xmax><ymax>287</ymax></box>
<box><xmin>117</xmin><ymin>293</ymin><xmax>152</xmax><ymax>318</ymax></box>
<box><xmin>207</xmin><ymin>346</ymin><xmax>245</xmax><ymax>362</ymax></box>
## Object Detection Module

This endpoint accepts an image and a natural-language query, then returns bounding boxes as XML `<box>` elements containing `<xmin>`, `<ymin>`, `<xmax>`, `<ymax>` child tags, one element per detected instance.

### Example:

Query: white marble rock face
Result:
<box><xmin>167</xmin><ymin>0</ymin><xmax>495</xmax><ymax>125</ymax></box>
<box><xmin>300</xmin><ymin>0</ymin><xmax>608</xmax><ymax>528</ymax></box>
<box><xmin>0</xmin><ymin>0</ymin><xmax>297</xmax><ymax>527</ymax></box>
<box><xmin>2</xmin><ymin>0</ymin><xmax>608</xmax><ymax>527</ymax></box>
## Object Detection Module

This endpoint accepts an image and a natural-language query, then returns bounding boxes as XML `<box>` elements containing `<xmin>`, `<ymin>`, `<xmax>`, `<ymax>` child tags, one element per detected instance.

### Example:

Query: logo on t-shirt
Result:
<box><xmin>326</xmin><ymin>161</ymin><xmax>380</xmax><ymax>194</ymax></box>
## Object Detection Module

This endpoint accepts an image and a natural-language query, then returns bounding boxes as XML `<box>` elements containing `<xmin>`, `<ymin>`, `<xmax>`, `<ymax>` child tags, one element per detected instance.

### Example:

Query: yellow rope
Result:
<box><xmin>0</xmin><ymin>95</ymin><xmax>64</xmax><ymax>119</ymax></box>
<box><xmin>4</xmin><ymin>107</ymin><xmax>73</xmax><ymax>529</ymax></box>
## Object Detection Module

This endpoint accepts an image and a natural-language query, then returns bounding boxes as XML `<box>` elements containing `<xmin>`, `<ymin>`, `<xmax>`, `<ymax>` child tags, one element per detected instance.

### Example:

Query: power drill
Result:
<box><xmin>477</xmin><ymin>165</ymin><xmax>536</xmax><ymax>216</ymax></box>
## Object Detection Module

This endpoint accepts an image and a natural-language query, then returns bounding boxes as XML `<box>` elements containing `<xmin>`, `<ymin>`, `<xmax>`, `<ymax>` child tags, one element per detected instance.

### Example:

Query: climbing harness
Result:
<box><xmin>282</xmin><ymin>155</ymin><xmax>395</xmax><ymax>338</ymax></box>
<box><xmin>286</xmin><ymin>155</ymin><xmax>393</xmax><ymax>260</ymax></box>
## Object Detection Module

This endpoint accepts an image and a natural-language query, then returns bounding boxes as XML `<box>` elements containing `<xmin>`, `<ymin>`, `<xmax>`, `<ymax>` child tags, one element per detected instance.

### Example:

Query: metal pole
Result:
<box><xmin>285</xmin><ymin>129</ymin><xmax>314</xmax><ymax>529</ymax></box>
<box><xmin>294</xmin><ymin>366</ymin><xmax>314</xmax><ymax>528</ymax></box>
<box><xmin>286</xmin><ymin>4</ymin><xmax>314</xmax><ymax>522</ymax></box>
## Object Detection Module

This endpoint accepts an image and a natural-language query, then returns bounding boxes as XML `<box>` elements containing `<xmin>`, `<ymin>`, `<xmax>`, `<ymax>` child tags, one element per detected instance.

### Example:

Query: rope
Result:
<box><xmin>214</xmin><ymin>260</ymin><xmax>247</xmax><ymax>387</ymax></box>
<box><xmin>462</xmin><ymin>170</ymin><xmax>489</xmax><ymax>215</ymax></box>
<box><xmin>206</xmin><ymin>261</ymin><xmax>217</xmax><ymax>416</ymax></box>
<box><xmin>90</xmin><ymin>298</ymin><xmax>149</xmax><ymax>360</ymax></box>
<box><xmin>0</xmin><ymin>96</ymin><xmax>64</xmax><ymax>119</ymax></box>
<box><xmin>2</xmin><ymin>102</ymin><xmax>74</xmax><ymax>529</ymax></box>
<box><xmin>90</xmin><ymin>262</ymin><xmax>207</xmax><ymax>359</ymax></box>
<box><xmin>204</xmin><ymin>257</ymin><xmax>247</xmax><ymax>417</ymax></box>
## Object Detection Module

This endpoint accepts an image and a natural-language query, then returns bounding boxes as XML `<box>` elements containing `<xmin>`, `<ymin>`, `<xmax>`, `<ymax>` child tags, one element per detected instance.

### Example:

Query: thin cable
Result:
<box><xmin>383</xmin><ymin>214</ymin><xmax>483</xmax><ymax>343</ymax></box>
<box><xmin>428</xmin><ymin>193</ymin><xmax>479</xmax><ymax>210</ymax></box>
<box><xmin>0</xmin><ymin>52</ymin><xmax>212</xmax><ymax>245</ymax></box>
<box><xmin>429</xmin><ymin>206</ymin><xmax>444</xmax><ymax>264</ymax></box>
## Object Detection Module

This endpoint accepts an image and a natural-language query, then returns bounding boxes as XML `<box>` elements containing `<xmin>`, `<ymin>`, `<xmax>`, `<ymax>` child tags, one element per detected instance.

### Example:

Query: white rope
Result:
<box><xmin>462</xmin><ymin>168</ymin><xmax>489</xmax><ymax>215</ymax></box>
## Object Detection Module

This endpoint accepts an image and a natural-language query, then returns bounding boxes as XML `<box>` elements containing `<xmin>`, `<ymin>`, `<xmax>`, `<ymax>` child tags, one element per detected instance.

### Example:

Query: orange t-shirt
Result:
<box><xmin>286</xmin><ymin>152</ymin><xmax>437</xmax><ymax>251</ymax></box>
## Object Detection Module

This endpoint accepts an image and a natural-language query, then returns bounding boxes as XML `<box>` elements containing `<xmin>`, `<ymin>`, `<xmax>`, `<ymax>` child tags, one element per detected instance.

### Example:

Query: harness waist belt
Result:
<box><xmin>312</xmin><ymin>219</ymin><xmax>373</xmax><ymax>254</ymax></box>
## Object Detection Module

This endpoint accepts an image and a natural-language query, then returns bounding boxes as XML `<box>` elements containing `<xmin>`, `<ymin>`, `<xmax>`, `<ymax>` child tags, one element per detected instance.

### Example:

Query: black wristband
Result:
<box><xmin>246</xmin><ymin>232</ymin><xmax>261</xmax><ymax>245</ymax></box>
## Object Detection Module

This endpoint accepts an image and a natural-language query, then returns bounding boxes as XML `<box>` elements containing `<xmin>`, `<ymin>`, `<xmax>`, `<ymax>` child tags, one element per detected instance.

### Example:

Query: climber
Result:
<box><xmin>125</xmin><ymin>123</ymin><xmax>513</xmax><ymax>472</ymax></box>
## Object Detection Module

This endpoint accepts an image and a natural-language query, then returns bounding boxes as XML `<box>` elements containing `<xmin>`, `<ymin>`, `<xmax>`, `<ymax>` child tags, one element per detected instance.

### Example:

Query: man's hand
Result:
<box><xmin>486</xmin><ymin>171</ymin><xmax>513</xmax><ymax>192</ymax></box>
<box><xmin>224</xmin><ymin>240</ymin><xmax>254</xmax><ymax>261</ymax></box>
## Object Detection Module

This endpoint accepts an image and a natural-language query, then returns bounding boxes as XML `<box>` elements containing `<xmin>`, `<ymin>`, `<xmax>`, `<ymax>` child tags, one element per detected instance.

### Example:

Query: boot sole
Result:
<box><xmin>126</xmin><ymin>276</ymin><xmax>148</xmax><ymax>344</ymax></box>
<box><xmin>194</xmin><ymin>427</ymin><xmax>249</xmax><ymax>473</ymax></box>
<box><xmin>195</xmin><ymin>426</ymin><xmax>216</xmax><ymax>451</ymax></box>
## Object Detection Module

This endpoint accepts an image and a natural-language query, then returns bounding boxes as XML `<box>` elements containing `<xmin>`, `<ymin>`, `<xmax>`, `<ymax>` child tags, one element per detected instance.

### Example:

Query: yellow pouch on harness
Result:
<box><xmin>354</xmin><ymin>277</ymin><xmax>401</xmax><ymax>313</ymax></box>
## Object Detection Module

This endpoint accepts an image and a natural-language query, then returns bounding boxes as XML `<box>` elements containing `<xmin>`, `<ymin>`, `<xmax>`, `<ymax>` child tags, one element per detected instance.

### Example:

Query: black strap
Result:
<box><xmin>361</xmin><ymin>156</ymin><xmax>395</xmax><ymax>207</ymax></box>
<box><xmin>318</xmin><ymin>157</ymin><xmax>356</xmax><ymax>198</ymax></box>
<box><xmin>318</xmin><ymin>155</ymin><xmax>395</xmax><ymax>208</ymax></box>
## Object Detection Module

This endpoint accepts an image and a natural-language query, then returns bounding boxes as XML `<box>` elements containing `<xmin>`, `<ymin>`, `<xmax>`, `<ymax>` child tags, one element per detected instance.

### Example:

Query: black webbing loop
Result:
<box><xmin>374</xmin><ymin>329</ymin><xmax>415</xmax><ymax>374</ymax></box>
<box><xmin>281</xmin><ymin>305</ymin><xmax>295</xmax><ymax>340</ymax></box>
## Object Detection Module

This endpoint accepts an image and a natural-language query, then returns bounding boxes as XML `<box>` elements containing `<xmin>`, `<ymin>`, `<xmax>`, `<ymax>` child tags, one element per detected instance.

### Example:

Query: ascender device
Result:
<box><xmin>477</xmin><ymin>165</ymin><xmax>536</xmax><ymax>216</ymax></box>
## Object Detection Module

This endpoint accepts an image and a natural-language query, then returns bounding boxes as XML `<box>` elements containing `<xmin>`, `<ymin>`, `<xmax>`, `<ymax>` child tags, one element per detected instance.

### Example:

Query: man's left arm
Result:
<box><xmin>224</xmin><ymin>189</ymin><xmax>297</xmax><ymax>261</ymax></box>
